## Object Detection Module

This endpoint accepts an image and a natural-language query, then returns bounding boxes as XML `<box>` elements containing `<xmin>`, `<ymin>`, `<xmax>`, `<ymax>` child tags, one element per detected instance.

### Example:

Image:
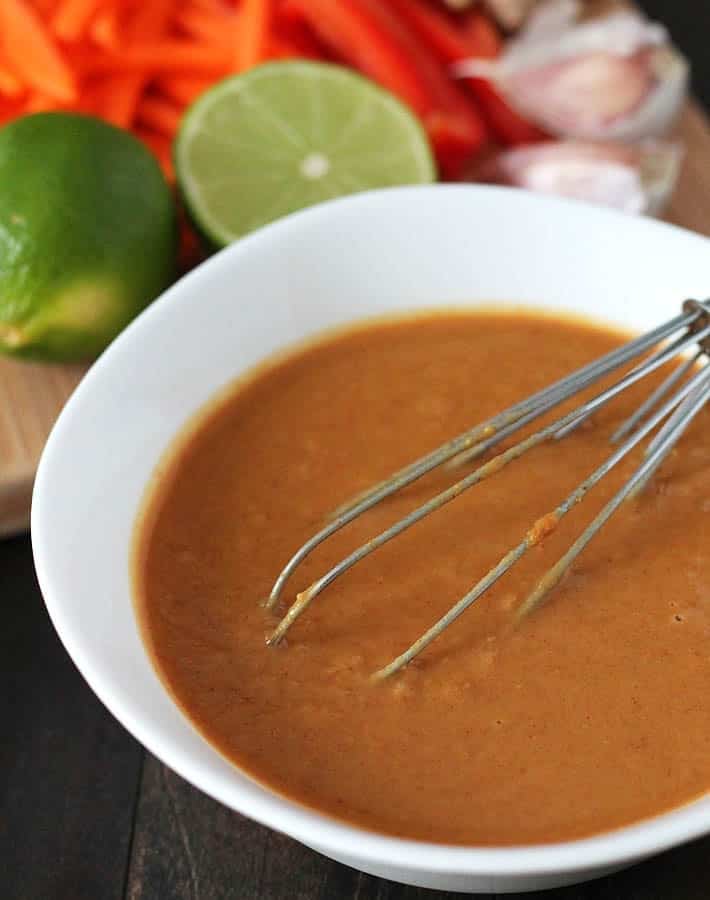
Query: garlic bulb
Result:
<box><xmin>455</xmin><ymin>0</ymin><xmax>688</xmax><ymax>142</ymax></box>
<box><xmin>478</xmin><ymin>140</ymin><xmax>683</xmax><ymax>215</ymax></box>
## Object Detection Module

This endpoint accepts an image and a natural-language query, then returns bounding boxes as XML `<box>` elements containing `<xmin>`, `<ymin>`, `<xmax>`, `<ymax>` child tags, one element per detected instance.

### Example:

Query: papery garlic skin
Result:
<box><xmin>456</xmin><ymin>0</ymin><xmax>689</xmax><ymax>142</ymax></box>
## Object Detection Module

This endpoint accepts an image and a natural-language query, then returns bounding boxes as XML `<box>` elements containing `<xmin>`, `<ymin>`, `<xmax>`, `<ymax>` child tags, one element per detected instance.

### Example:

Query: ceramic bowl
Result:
<box><xmin>32</xmin><ymin>186</ymin><xmax>710</xmax><ymax>893</ymax></box>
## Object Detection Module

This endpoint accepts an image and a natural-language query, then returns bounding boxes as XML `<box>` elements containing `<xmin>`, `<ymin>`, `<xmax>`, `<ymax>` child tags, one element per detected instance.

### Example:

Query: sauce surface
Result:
<box><xmin>136</xmin><ymin>311</ymin><xmax>710</xmax><ymax>845</ymax></box>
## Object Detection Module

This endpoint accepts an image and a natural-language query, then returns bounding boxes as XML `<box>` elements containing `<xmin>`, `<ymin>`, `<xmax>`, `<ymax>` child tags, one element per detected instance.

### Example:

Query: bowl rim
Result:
<box><xmin>32</xmin><ymin>184</ymin><xmax>710</xmax><ymax>878</ymax></box>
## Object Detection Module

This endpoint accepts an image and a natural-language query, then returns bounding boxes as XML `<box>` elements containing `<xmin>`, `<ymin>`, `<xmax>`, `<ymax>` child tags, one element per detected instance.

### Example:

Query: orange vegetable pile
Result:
<box><xmin>0</xmin><ymin>0</ymin><xmax>550</xmax><ymax>270</ymax></box>
<box><xmin>0</xmin><ymin>0</ymin><xmax>291</xmax><ymax>181</ymax></box>
<box><xmin>0</xmin><ymin>0</ymin><xmax>546</xmax><ymax>183</ymax></box>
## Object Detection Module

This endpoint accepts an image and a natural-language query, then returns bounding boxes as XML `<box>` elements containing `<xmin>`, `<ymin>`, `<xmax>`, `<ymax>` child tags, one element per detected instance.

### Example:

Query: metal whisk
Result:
<box><xmin>263</xmin><ymin>299</ymin><xmax>710</xmax><ymax>679</ymax></box>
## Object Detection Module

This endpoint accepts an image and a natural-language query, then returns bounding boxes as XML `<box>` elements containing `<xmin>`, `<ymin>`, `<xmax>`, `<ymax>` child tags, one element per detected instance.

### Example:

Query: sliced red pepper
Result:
<box><xmin>280</xmin><ymin>0</ymin><xmax>489</xmax><ymax>177</ymax></box>
<box><xmin>357</xmin><ymin>0</ymin><xmax>489</xmax><ymax>176</ymax></box>
<box><xmin>386</xmin><ymin>0</ymin><xmax>499</xmax><ymax>62</ymax></box>
<box><xmin>272</xmin><ymin>6</ymin><xmax>347</xmax><ymax>63</ymax></box>
<box><xmin>459</xmin><ymin>8</ymin><xmax>502</xmax><ymax>59</ymax></box>
<box><xmin>387</xmin><ymin>0</ymin><xmax>545</xmax><ymax>146</ymax></box>
<box><xmin>280</xmin><ymin>0</ymin><xmax>432</xmax><ymax>112</ymax></box>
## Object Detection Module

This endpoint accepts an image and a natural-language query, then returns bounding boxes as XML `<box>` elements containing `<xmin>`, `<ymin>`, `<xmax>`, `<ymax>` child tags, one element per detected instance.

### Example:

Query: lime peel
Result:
<box><xmin>0</xmin><ymin>112</ymin><xmax>176</xmax><ymax>363</ymax></box>
<box><xmin>0</xmin><ymin>323</ymin><xmax>26</xmax><ymax>348</ymax></box>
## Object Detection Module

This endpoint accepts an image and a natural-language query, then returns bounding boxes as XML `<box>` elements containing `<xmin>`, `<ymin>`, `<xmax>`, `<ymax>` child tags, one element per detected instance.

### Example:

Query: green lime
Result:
<box><xmin>0</xmin><ymin>112</ymin><xmax>176</xmax><ymax>362</ymax></box>
<box><xmin>175</xmin><ymin>61</ymin><xmax>436</xmax><ymax>248</ymax></box>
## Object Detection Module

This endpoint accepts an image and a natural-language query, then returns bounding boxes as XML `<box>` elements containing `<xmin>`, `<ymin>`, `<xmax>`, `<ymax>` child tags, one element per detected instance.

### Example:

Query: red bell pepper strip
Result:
<box><xmin>387</xmin><ymin>0</ymin><xmax>545</xmax><ymax>146</ymax></box>
<box><xmin>459</xmin><ymin>8</ymin><xmax>502</xmax><ymax>59</ymax></box>
<box><xmin>280</xmin><ymin>0</ymin><xmax>432</xmax><ymax>112</ymax></box>
<box><xmin>280</xmin><ymin>0</ymin><xmax>489</xmax><ymax>177</ymax></box>
<box><xmin>272</xmin><ymin>13</ymin><xmax>332</xmax><ymax>61</ymax></box>
<box><xmin>386</xmin><ymin>0</ymin><xmax>499</xmax><ymax>62</ymax></box>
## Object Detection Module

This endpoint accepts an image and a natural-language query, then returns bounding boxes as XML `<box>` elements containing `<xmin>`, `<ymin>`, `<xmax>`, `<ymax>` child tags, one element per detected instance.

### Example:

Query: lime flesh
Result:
<box><xmin>175</xmin><ymin>62</ymin><xmax>436</xmax><ymax>248</ymax></box>
<box><xmin>0</xmin><ymin>112</ymin><xmax>176</xmax><ymax>362</ymax></box>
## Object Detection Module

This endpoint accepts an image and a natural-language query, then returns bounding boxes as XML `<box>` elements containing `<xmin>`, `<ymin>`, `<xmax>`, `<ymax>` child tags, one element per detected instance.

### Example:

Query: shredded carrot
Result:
<box><xmin>174</xmin><ymin>6</ymin><xmax>237</xmax><ymax>47</ymax></box>
<box><xmin>25</xmin><ymin>91</ymin><xmax>63</xmax><ymax>113</ymax></box>
<box><xmin>90</xmin><ymin>6</ymin><xmax>120</xmax><ymax>48</ymax></box>
<box><xmin>0</xmin><ymin>0</ymin><xmax>77</xmax><ymax>103</ymax></box>
<box><xmin>51</xmin><ymin>0</ymin><xmax>102</xmax><ymax>43</ymax></box>
<box><xmin>29</xmin><ymin>0</ymin><xmax>56</xmax><ymax>18</ymax></box>
<box><xmin>73</xmin><ymin>76</ymin><xmax>112</xmax><ymax>116</ymax></box>
<box><xmin>135</xmin><ymin>127</ymin><xmax>175</xmax><ymax>181</ymax></box>
<box><xmin>188</xmin><ymin>0</ymin><xmax>237</xmax><ymax>15</ymax></box>
<box><xmin>0</xmin><ymin>0</ymin><xmax>513</xmax><ymax>271</ymax></box>
<box><xmin>235</xmin><ymin>0</ymin><xmax>271</xmax><ymax>71</ymax></box>
<box><xmin>156</xmin><ymin>75</ymin><xmax>215</xmax><ymax>106</ymax></box>
<box><xmin>137</xmin><ymin>95</ymin><xmax>183</xmax><ymax>137</ymax></box>
<box><xmin>81</xmin><ymin>43</ymin><xmax>235</xmax><ymax>76</ymax></box>
<box><xmin>0</xmin><ymin>97</ymin><xmax>28</xmax><ymax>124</ymax></box>
<box><xmin>99</xmin><ymin>0</ymin><xmax>174</xmax><ymax>128</ymax></box>
<box><xmin>0</xmin><ymin>64</ymin><xmax>24</xmax><ymax>98</ymax></box>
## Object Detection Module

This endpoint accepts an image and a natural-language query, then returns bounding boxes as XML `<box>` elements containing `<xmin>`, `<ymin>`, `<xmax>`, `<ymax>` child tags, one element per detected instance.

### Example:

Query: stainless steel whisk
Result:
<box><xmin>263</xmin><ymin>299</ymin><xmax>710</xmax><ymax>679</ymax></box>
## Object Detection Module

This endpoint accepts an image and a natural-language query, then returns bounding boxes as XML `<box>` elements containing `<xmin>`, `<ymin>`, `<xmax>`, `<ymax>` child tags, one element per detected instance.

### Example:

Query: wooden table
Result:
<box><xmin>3</xmin><ymin>3</ymin><xmax>710</xmax><ymax>897</ymax></box>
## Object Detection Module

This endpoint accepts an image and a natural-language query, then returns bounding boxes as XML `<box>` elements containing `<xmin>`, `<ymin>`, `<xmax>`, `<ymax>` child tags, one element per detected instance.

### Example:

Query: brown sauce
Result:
<box><xmin>135</xmin><ymin>311</ymin><xmax>710</xmax><ymax>846</ymax></box>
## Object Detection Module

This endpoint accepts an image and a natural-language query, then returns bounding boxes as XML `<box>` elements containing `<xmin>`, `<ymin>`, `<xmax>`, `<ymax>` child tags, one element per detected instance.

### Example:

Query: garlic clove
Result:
<box><xmin>455</xmin><ymin>0</ymin><xmax>689</xmax><ymax>142</ymax></box>
<box><xmin>478</xmin><ymin>140</ymin><xmax>683</xmax><ymax>216</ymax></box>
<box><xmin>506</xmin><ymin>51</ymin><xmax>653</xmax><ymax>134</ymax></box>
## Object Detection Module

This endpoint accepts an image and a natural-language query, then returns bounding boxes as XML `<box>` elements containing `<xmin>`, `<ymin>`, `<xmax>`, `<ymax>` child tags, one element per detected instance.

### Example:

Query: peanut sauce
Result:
<box><xmin>135</xmin><ymin>311</ymin><xmax>710</xmax><ymax>845</ymax></box>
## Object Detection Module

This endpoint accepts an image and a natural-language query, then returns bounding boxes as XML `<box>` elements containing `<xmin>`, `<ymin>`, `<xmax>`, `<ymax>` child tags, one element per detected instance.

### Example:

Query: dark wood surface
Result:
<box><xmin>3</xmin><ymin>4</ymin><xmax>710</xmax><ymax>897</ymax></box>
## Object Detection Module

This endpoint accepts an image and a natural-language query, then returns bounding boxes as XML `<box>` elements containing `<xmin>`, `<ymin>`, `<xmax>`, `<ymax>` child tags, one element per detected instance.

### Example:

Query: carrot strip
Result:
<box><xmin>188</xmin><ymin>0</ymin><xmax>236</xmax><ymax>14</ymax></box>
<box><xmin>135</xmin><ymin>128</ymin><xmax>175</xmax><ymax>181</ymax></box>
<box><xmin>51</xmin><ymin>0</ymin><xmax>102</xmax><ymax>43</ymax></box>
<box><xmin>73</xmin><ymin>76</ymin><xmax>112</xmax><ymax>116</ymax></box>
<box><xmin>25</xmin><ymin>92</ymin><xmax>63</xmax><ymax>112</ymax></box>
<box><xmin>174</xmin><ymin>7</ymin><xmax>236</xmax><ymax>47</ymax></box>
<box><xmin>97</xmin><ymin>80</ymin><xmax>140</xmax><ymax>127</ymax></box>
<box><xmin>82</xmin><ymin>44</ymin><xmax>234</xmax><ymax>76</ymax></box>
<box><xmin>137</xmin><ymin>96</ymin><xmax>183</xmax><ymax>137</ymax></box>
<box><xmin>0</xmin><ymin>0</ymin><xmax>78</xmax><ymax>103</ymax></box>
<box><xmin>0</xmin><ymin>64</ymin><xmax>24</xmax><ymax>98</ymax></box>
<box><xmin>0</xmin><ymin>98</ymin><xmax>28</xmax><ymax>125</ymax></box>
<box><xmin>90</xmin><ymin>6</ymin><xmax>120</xmax><ymax>48</ymax></box>
<box><xmin>156</xmin><ymin>75</ymin><xmax>214</xmax><ymax>106</ymax></box>
<box><xmin>100</xmin><ymin>0</ymin><xmax>174</xmax><ymax>128</ymax></box>
<box><xmin>235</xmin><ymin>0</ymin><xmax>272</xmax><ymax>71</ymax></box>
<box><xmin>29</xmin><ymin>0</ymin><xmax>56</xmax><ymax>18</ymax></box>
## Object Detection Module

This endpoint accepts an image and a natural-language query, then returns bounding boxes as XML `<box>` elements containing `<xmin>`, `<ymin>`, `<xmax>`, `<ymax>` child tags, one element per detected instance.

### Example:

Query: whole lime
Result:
<box><xmin>0</xmin><ymin>112</ymin><xmax>176</xmax><ymax>362</ymax></box>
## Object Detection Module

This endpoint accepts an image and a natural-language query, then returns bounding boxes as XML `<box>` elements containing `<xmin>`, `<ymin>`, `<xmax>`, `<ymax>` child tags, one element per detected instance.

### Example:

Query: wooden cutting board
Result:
<box><xmin>2</xmin><ymin>102</ymin><xmax>710</xmax><ymax>539</ymax></box>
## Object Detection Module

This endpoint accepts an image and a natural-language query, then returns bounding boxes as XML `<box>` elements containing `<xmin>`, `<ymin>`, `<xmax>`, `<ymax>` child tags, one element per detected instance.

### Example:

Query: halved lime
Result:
<box><xmin>175</xmin><ymin>61</ymin><xmax>436</xmax><ymax>248</ymax></box>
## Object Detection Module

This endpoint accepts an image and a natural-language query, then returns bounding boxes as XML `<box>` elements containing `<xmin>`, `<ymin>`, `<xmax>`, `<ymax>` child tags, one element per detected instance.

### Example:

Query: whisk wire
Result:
<box><xmin>610</xmin><ymin>351</ymin><xmax>702</xmax><ymax>444</ymax></box>
<box><xmin>266</xmin><ymin>317</ymin><xmax>710</xmax><ymax>647</ymax></box>
<box><xmin>264</xmin><ymin>302</ymin><xmax>710</xmax><ymax>677</ymax></box>
<box><xmin>264</xmin><ymin>310</ymin><xmax>698</xmax><ymax>612</ymax></box>
<box><xmin>372</xmin><ymin>360</ymin><xmax>710</xmax><ymax>680</ymax></box>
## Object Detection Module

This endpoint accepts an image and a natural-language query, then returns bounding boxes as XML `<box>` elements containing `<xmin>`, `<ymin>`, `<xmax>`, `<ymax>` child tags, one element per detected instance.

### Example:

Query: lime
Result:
<box><xmin>175</xmin><ymin>61</ymin><xmax>436</xmax><ymax>248</ymax></box>
<box><xmin>0</xmin><ymin>112</ymin><xmax>176</xmax><ymax>362</ymax></box>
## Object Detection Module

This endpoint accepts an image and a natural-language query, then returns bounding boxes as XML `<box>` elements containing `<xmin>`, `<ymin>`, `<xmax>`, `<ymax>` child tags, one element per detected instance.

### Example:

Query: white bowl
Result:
<box><xmin>32</xmin><ymin>186</ymin><xmax>710</xmax><ymax>894</ymax></box>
